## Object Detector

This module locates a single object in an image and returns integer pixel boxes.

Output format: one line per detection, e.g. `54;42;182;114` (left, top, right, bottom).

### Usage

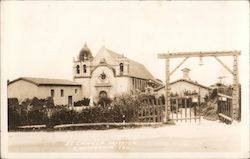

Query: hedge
8;93;159;130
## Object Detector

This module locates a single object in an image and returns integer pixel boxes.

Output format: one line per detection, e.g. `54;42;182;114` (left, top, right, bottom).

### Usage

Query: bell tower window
76;65;80;74
83;65;87;73
119;63;124;75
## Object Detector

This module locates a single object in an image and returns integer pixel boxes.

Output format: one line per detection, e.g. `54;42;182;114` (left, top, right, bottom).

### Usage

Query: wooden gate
135;95;201;123
217;93;233;123
137;98;164;122
169;95;201;122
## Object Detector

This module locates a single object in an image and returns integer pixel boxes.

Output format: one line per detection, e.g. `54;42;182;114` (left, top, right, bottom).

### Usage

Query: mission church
8;43;212;106
8;43;164;106
73;43;163;102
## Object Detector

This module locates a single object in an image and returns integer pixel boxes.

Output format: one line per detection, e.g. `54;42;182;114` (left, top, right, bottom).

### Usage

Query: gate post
165;58;170;122
232;54;239;120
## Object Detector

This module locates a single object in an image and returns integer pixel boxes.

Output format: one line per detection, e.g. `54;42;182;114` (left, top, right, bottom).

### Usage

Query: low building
155;68;211;101
7;77;82;106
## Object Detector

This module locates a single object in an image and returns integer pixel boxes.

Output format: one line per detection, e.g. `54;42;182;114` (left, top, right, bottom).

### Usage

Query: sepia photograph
1;1;249;158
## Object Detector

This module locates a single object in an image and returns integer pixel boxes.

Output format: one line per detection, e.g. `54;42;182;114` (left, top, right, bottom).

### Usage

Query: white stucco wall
8;80;39;100
73;60;91;78
92;47;116;66
74;65;131;101
115;76;130;95
7;79;82;106
156;81;210;98
74;77;91;98
90;66;116;99
37;85;82;106
170;81;210;97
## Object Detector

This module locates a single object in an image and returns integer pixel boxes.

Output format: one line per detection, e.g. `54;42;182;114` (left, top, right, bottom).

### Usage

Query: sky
1;1;249;86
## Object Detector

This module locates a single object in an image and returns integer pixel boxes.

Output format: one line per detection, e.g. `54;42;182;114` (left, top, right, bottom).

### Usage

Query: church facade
73;44;163;103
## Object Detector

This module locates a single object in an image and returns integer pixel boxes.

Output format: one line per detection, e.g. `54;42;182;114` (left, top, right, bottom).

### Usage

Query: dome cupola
79;43;93;61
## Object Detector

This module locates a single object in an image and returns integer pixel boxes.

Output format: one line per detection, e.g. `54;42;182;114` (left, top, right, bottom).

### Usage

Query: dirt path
8;119;241;153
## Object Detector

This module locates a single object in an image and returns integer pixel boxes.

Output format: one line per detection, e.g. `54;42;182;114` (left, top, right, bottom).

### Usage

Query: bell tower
73;43;93;78
116;54;129;76
73;43;93;97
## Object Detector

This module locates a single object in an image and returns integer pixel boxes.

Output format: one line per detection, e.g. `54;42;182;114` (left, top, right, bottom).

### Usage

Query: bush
30;97;55;110
8;93;161;130
8;98;19;109
48;106;124;126
26;110;49;125
48;109;78;127
98;96;112;107
74;98;90;107
112;93;157;122
8;98;28;130
8;108;26;130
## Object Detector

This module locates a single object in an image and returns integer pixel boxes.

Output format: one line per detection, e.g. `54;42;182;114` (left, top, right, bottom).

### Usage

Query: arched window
76;65;80;74
119;63;124;75
83;65;87;73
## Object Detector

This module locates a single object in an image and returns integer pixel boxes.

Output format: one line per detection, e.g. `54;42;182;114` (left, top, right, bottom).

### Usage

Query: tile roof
106;48;155;80
8;77;81;86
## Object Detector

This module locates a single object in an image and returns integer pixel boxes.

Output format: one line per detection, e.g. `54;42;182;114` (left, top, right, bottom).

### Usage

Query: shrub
8;98;28;130
26;110;49;125
74;98;90;107
8;98;19;109
112;93;157;122
48;109;78;127
98;96;112;107
8;108;25;130
8;93;161;130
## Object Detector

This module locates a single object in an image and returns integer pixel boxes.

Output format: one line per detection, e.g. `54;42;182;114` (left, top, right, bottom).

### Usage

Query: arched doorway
99;91;108;98
98;91;109;108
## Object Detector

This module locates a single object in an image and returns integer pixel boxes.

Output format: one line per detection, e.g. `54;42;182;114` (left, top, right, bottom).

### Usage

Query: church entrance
98;91;111;107
99;91;108;98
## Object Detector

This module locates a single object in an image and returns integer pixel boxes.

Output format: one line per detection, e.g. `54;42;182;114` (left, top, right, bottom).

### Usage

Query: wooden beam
171;117;200;121
218;93;233;99
170;57;189;76
158;50;240;59
214;56;233;75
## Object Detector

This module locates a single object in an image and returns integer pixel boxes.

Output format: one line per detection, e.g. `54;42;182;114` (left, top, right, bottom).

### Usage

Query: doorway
68;96;73;107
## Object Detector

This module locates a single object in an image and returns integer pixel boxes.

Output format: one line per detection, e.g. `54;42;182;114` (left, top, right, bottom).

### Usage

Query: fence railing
217;93;233;123
135;95;202;123
137;98;165;122
169;95;201;122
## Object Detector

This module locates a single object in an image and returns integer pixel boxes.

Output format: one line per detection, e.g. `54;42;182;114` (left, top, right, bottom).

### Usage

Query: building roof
170;79;212;90
8;77;82;86
106;48;156;80
154;79;212;91
181;67;190;72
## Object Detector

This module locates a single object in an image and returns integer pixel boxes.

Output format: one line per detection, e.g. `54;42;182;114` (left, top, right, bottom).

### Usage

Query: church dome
79;43;93;61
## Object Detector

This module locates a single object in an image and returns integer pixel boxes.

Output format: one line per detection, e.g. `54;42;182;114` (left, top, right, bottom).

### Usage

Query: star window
100;72;106;80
